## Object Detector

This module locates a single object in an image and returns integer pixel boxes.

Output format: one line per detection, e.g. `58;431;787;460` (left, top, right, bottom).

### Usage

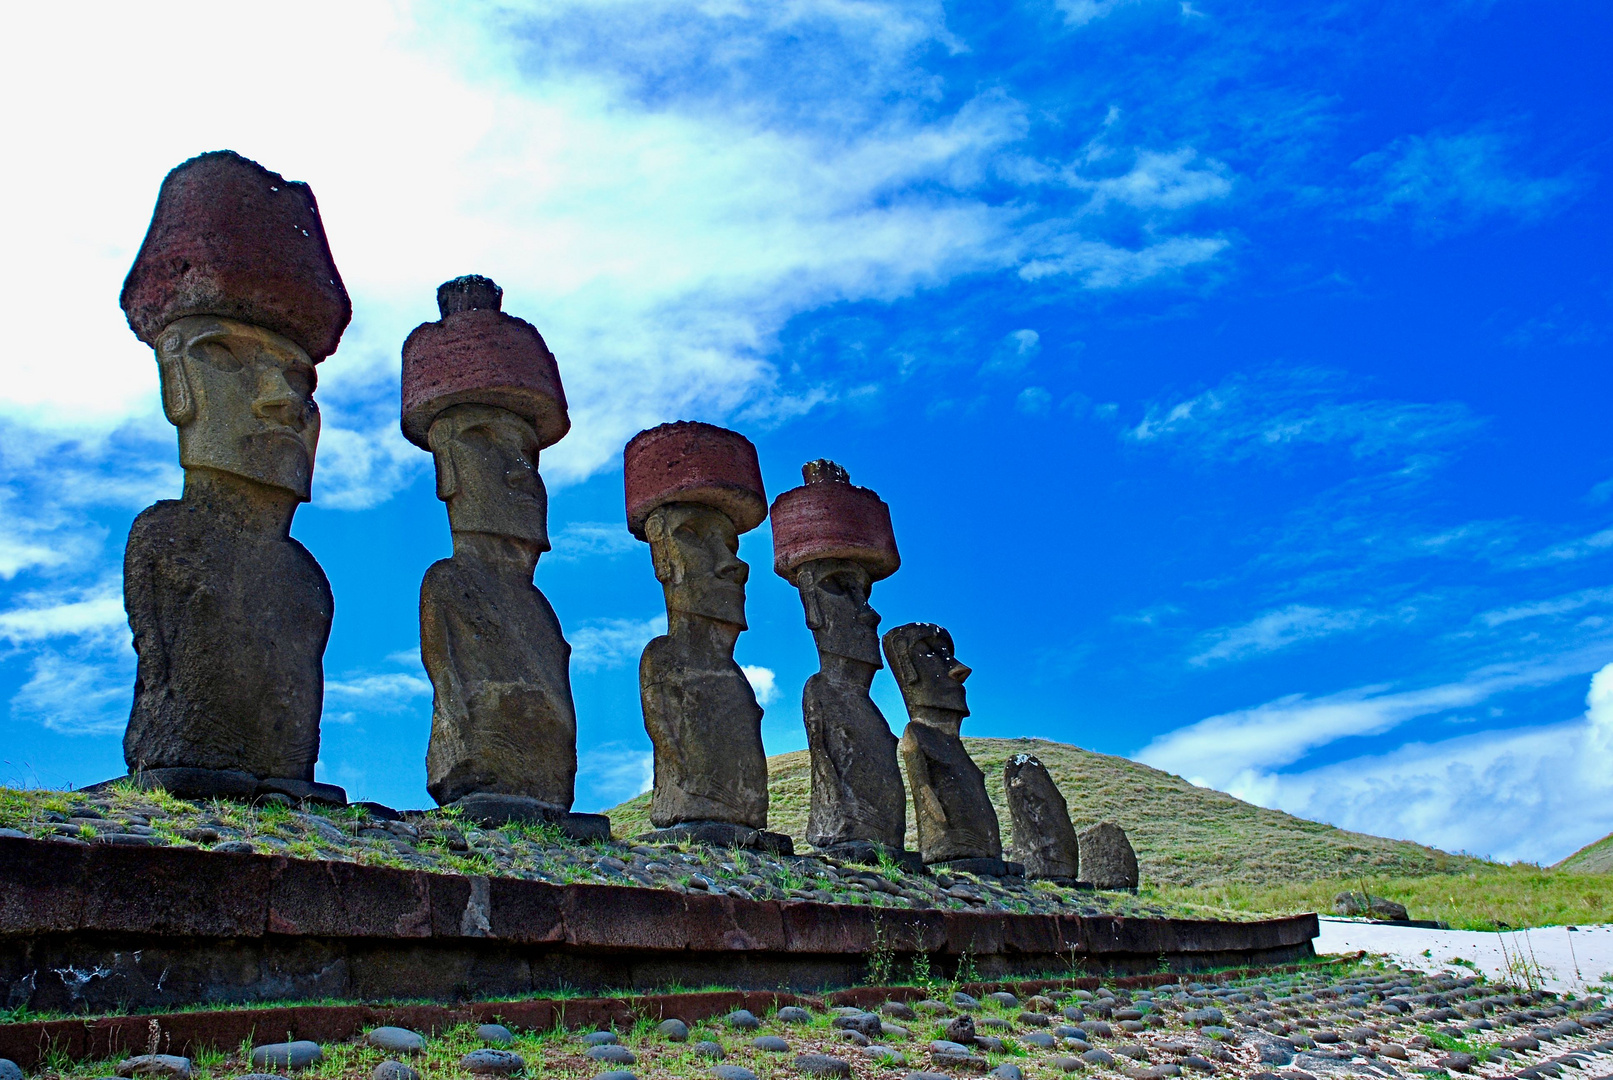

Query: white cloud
547;521;641;562
1079;148;1232;211
1137;647;1612;790
981;329;1042;376
1188;604;1392;666
1054;0;1152;28
10;650;133;737
323;672;432;706
576;740;655;809
1016;386;1053;415
742;664;779;706
1222;664;1613;864
1477;588;1613;629
569;615;667;672
1018;235;1227;287
0;589;126;647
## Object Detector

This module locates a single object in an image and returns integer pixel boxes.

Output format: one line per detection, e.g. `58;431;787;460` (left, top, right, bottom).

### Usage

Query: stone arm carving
123;507;170;723
419;566;470;738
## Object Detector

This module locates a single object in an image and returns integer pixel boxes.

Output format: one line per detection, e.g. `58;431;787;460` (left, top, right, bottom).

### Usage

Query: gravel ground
9;962;1611;1080
1317;919;1613;994
0;786;1199;919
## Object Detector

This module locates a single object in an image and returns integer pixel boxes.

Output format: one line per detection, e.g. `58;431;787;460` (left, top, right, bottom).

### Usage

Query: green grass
1149;865;1613;931
1556;831;1613;874
605;735;1483;887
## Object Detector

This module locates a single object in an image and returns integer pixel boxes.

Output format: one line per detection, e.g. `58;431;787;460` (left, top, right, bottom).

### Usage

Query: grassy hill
604;735;1478;888
1556;832;1613;873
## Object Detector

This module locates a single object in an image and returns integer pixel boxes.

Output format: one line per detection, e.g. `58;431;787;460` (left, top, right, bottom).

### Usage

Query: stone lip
769;474;899;581
400;308;569;450
121;151;351;362
0;963;1334;1071
624;422;767;539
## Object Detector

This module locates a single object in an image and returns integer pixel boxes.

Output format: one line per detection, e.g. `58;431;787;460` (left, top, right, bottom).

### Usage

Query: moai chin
116;150;351;805
771;460;913;868
401;276;608;838
883;622;1007;873
625;421;791;854
1004;752;1082;881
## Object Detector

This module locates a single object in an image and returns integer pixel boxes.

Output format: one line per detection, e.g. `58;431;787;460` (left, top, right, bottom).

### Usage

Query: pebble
727;1009;760;1029
991;1066;1024;1080
1083;1048;1116;1065
583;1032;619;1046
954;993;981;1008
459;1049;525;1075
795;1053;853;1078
777;1006;814;1023
0;1060;19;1080
753;1036;791;1052
115;1056;192;1080
591;1073;637;1080
713;1068;757;1080
477;1024;515;1046
1024;1032;1058;1048
372;1061;420;1080
883;1002;918;1020
988;992;1020;1007
585;1045;636;1065
251;1043;323;1071
865;1046;907;1065
1051;1056;1085;1072
694;1041;726;1059
366;1027;424;1055
658;1019;690;1041
834;1012;884;1038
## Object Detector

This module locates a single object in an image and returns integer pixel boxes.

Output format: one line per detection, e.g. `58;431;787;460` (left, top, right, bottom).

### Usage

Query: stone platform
0;836;1317;1015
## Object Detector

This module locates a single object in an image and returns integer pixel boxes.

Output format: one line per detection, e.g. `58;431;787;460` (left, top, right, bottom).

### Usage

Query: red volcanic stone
400;276;569;449
120;150;351;361
624;421;767;539
770;460;899;581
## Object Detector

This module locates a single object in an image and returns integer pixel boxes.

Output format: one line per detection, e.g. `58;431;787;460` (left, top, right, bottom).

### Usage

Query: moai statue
625;421;790;853
116;151;350;805
401;275;608;838
770;460;914;868
883;623;1006;874
1004;752;1082;882
1078;821;1140;890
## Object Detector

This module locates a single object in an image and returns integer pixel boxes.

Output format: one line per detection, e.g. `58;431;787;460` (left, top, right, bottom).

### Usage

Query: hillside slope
603;736;1479;887
1555;832;1613;873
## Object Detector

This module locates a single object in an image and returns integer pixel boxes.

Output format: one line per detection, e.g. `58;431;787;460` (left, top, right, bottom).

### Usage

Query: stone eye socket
283;367;315;399
194;341;243;373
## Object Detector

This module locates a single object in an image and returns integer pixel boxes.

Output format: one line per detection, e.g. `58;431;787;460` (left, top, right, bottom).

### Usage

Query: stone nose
715;546;749;585
948;661;972;684
253;370;304;428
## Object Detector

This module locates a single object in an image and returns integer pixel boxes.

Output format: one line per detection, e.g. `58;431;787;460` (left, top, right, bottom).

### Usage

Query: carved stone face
428;404;549;549
890;625;971;718
796;558;881;666
156;315;320;499
645;502;748;628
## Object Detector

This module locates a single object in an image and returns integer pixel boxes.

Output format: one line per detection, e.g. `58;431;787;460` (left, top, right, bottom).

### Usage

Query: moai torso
1004;751;1079;878
884;621;1002;864
124;490;331;779
421;551;576;807
803;673;904;849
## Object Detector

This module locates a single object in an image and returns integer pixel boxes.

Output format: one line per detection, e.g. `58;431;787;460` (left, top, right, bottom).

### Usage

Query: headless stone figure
883;622;1004;871
420;406;579;818
123;316;338;802
795;558;908;858
1003;751;1081;880
640;503;771;834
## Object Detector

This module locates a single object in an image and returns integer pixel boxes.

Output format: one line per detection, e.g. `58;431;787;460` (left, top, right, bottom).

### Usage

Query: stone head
644;502;748;628
796;557;881;667
154;314;320;500
882;621;971;721
427;403;549;550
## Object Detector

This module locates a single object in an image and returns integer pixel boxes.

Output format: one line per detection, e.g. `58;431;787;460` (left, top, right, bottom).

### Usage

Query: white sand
1315;916;1613;993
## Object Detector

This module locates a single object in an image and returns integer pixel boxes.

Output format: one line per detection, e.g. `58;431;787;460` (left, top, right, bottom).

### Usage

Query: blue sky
1;1;1609;864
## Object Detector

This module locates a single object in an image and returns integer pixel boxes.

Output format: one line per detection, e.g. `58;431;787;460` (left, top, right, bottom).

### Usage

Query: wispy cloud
10;650;133;737
576;740;654;810
324;672;432;706
1352;127;1584;235
547;521;640;562
0;587;126;647
742;664;779;706
1188;604;1403;666
569;615;667;672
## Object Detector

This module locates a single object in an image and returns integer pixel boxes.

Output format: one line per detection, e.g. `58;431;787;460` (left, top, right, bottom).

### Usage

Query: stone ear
645;509;676;584
155;331;195;427
883;631;917;688
796;566;824;630
426;420;459;501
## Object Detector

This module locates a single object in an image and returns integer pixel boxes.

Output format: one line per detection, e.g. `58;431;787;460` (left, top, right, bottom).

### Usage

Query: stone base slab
444;794;611;841
815;841;924;874
636;820;796;855
0;835;1316;1015
932;857;1024;877
88;769;348;806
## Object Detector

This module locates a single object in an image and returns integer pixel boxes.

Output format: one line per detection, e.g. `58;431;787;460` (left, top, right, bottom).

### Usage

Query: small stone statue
1078;821;1140;890
771;460;912;867
625;422;790;853
883;622;1005;873
117;151;350;804
1003;752;1081;881
401;276;607;838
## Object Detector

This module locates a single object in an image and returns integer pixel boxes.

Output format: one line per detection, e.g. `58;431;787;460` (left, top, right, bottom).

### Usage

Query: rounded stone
121;151;350;362
251;1043;323;1072
658;1019;690;1042
400;298;568;450
372;1061;420;1080
1081;1049;1115;1066
752;1036;790;1053
987;992;1020;1008
694;1042;727;1060
953;993;980;1008
591;1073;637;1080
477;1025;516;1047
459;1049;525;1075
882;1002;918;1021
991;1066;1024;1080
713;1068;757;1080
583;1032;620;1047
585;1046;636;1066
725;1009;761;1030
115;1056;191;1080
366;1028;424;1055
795;1054;853;1078
1023;1033;1057;1048
624;422;767;538
0;1060;20;1080
777;1006;814;1024
770;463;899;581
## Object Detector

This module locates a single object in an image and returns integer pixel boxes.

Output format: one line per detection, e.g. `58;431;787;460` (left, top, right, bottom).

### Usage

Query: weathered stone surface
252;1041;323;1071
365;1027;424;1055
586;1045;636;1065
460;1050;524;1075
476;1025;514;1046
886;624;1000;865
1003;754;1080;880
373;1062;420;1080
0;1060;19;1080
122;326;335;796
657;1019;689;1041
1078;822;1139;890
115;1055;191;1080
638;502;768;829
121;151;350;362
633;820;793;854
795;1054;852;1078
1331;892;1408;921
